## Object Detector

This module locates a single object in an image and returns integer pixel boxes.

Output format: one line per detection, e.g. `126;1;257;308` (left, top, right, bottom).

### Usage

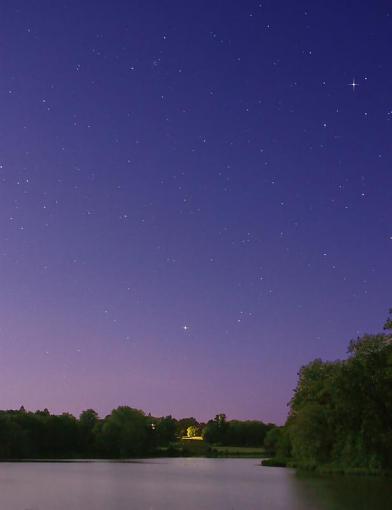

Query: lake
0;458;390;510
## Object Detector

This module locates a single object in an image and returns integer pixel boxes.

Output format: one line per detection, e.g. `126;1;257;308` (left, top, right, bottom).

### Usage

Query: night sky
0;1;391;424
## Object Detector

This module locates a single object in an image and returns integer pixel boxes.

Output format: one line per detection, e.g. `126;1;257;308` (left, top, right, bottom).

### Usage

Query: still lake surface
0;458;390;510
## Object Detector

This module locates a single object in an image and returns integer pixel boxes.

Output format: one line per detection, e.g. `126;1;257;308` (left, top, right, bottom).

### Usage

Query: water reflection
0;459;389;510
291;471;392;510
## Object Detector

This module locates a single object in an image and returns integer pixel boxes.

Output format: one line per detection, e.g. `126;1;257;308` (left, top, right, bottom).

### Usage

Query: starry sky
0;1;391;424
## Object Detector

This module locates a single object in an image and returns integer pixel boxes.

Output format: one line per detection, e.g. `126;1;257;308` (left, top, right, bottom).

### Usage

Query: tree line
203;413;272;447
5;310;388;467
264;309;392;473
0;406;272;459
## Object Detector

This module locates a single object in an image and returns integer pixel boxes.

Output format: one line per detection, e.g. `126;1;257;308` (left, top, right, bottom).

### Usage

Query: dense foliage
267;310;392;473
0;406;270;459
202;413;271;447
0;406;157;459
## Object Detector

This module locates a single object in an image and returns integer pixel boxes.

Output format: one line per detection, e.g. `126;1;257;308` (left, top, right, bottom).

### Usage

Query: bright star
348;78;358;91
183;325;189;331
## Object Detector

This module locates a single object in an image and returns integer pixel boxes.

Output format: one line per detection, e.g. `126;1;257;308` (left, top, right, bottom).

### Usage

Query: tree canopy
267;309;392;472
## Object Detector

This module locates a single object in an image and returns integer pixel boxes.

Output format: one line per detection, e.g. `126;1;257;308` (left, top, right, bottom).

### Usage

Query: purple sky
0;1;391;424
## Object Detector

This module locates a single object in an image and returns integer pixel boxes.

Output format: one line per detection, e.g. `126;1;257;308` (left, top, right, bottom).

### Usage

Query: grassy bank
157;441;267;458
211;446;267;458
261;458;288;467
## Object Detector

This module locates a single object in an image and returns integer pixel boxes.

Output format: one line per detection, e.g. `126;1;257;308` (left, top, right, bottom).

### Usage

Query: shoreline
261;458;392;477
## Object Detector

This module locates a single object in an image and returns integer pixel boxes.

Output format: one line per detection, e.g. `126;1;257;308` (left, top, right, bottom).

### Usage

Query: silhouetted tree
79;409;99;456
98;406;149;458
155;416;177;445
282;309;392;471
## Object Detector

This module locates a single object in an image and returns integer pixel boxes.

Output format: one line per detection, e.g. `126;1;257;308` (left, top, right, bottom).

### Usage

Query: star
183;325;189;331
348;78;358;91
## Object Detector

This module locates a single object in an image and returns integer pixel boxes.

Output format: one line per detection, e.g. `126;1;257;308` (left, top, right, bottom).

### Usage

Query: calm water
0;458;390;510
